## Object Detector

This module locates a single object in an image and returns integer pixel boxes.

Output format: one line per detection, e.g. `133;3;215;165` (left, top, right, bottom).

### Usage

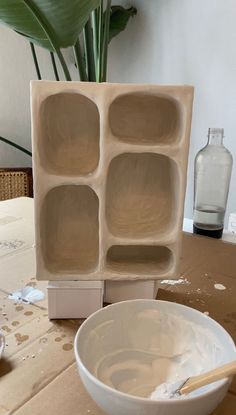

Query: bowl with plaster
74;299;236;415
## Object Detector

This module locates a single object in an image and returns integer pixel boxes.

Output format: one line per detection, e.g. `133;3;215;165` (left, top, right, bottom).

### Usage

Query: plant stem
0;136;32;157
23;0;71;81
97;1;103;82
73;39;88;81
50;52;60;80
56;48;71;81
29;42;41;80
91;9;98;69
83;18;96;81
101;0;111;82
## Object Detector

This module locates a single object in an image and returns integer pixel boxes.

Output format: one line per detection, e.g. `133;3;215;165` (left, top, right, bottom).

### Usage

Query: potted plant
0;0;137;153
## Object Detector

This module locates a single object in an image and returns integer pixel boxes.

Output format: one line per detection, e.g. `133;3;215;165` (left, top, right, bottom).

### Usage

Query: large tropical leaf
0;0;100;50
109;6;137;43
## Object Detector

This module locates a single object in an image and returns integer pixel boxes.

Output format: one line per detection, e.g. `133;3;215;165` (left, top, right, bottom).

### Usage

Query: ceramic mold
31;81;193;282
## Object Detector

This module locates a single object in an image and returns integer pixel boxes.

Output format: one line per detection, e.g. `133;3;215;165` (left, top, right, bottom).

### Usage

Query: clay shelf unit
31;81;193;281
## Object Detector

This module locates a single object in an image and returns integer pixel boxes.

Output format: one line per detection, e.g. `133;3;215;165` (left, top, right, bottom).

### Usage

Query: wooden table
0;198;236;414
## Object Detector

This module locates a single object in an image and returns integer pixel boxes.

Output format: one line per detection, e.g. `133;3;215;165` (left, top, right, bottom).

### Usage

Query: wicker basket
0;168;33;201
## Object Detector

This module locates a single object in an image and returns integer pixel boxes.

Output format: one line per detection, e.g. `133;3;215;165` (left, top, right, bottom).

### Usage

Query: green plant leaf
0;0;100;50
108;6;137;43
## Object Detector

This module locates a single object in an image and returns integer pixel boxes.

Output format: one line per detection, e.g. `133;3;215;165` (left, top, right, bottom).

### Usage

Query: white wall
0;0;236;222
0;26;78;167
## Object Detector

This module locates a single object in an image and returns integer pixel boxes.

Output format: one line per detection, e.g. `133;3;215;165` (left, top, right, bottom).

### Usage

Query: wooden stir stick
177;360;236;395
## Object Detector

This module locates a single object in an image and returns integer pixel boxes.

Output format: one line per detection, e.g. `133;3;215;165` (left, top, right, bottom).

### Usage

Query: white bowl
74;300;236;415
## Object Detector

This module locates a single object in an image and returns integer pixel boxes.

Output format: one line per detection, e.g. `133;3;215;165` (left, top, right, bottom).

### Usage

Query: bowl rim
74;299;236;404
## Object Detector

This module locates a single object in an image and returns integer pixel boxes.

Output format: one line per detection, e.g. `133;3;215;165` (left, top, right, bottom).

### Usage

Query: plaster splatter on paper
15;333;29;345
160;278;190;285
0;239;24;250
0;215;21;225
0;330;5;358
8;286;44;304
214;283;226;291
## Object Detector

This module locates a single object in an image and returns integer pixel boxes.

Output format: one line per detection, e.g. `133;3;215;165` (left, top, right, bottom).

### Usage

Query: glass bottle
193;128;233;238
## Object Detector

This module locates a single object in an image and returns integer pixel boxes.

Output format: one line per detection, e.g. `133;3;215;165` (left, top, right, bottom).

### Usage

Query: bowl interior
75;300;236;399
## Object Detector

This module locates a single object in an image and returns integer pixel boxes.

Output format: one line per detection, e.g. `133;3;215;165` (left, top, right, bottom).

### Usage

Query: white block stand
104;280;158;303
48;281;104;319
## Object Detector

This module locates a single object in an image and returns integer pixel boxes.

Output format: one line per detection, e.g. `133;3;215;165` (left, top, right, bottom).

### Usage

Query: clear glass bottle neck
207;128;224;146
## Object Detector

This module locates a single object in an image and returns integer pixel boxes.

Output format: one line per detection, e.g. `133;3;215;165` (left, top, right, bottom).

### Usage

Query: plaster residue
15;333;29;345
160;277;190;285
1;326;11;333
150;380;185;399
15;306;24;311
8;286;44;304
0;239;24;251
0;215;21;225
63;343;73;351
0;330;5;358
24;311;33;316
214;283;226;291
92;309;223;400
